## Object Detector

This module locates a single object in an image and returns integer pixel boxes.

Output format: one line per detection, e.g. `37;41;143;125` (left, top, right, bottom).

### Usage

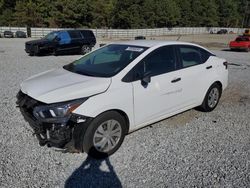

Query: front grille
16;90;73;148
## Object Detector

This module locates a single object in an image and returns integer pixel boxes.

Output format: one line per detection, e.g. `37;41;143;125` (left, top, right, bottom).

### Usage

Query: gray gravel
0;38;249;188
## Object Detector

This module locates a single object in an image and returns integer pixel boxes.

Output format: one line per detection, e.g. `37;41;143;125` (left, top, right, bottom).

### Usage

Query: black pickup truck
25;30;96;56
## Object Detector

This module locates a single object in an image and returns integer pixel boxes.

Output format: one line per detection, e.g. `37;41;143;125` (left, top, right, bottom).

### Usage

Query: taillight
223;61;228;69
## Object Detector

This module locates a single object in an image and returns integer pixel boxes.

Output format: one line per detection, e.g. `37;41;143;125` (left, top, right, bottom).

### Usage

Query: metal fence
0;26;246;38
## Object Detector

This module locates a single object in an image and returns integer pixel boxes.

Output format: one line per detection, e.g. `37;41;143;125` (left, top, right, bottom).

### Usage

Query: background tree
91;0;115;28
177;0;192;26
216;0;241;27
0;0;248;28
154;0;180;27
14;0;44;27
0;0;16;26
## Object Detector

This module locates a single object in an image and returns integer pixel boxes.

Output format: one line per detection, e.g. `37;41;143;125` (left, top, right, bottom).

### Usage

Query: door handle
171;78;181;83
206;65;212;69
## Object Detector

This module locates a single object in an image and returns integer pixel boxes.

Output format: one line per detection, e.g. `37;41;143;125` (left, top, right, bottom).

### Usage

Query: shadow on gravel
65;156;122;188
221;49;231;52
221;49;249;52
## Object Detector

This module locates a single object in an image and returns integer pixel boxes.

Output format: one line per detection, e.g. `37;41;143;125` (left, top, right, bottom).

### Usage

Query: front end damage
16;90;91;150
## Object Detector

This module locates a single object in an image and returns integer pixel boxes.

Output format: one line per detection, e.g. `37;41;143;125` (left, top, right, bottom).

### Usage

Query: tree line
0;0;249;29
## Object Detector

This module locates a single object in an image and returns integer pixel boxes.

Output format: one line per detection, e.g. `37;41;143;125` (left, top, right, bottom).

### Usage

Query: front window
44;31;58;41
63;44;148;77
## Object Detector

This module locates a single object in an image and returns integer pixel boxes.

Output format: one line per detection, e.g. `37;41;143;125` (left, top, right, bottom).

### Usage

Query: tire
80;111;127;159
199;83;222;112
81;45;91;55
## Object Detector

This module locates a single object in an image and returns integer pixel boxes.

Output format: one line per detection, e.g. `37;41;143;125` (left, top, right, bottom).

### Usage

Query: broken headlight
33;98;88;123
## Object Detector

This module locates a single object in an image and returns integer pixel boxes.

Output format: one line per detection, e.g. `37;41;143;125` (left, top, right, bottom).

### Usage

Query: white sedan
17;40;228;158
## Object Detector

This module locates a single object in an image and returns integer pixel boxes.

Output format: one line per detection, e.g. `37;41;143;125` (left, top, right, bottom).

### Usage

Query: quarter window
179;46;202;68
68;31;82;39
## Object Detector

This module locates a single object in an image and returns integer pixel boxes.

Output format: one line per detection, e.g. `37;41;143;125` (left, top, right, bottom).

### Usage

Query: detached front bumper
16;91;91;149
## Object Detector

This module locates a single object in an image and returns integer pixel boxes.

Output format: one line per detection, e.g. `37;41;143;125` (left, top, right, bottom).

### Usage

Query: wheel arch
200;80;223;105
213;81;223;93
95;109;130;134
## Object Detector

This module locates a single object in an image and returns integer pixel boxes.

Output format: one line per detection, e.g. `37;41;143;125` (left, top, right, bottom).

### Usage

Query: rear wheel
81;45;91;55
199;83;221;112
81;111;127;158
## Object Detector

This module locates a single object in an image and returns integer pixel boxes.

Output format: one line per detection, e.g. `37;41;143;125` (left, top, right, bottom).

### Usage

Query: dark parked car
25;30;96;56
4;30;14;38
135;36;146;40
16;31;27;38
217;29;228;34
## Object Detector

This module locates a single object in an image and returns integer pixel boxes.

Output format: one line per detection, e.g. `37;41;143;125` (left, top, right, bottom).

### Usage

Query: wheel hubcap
82;46;90;54
93;120;122;152
208;88;219;108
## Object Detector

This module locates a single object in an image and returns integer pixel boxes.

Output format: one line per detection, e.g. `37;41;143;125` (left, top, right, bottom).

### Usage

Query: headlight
33;98;87;123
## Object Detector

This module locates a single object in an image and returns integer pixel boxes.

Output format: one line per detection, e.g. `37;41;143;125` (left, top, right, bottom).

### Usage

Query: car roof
56;29;92;32
112;40;204;48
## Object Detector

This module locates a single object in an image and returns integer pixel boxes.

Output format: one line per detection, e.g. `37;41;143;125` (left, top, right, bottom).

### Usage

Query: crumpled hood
21;68;111;103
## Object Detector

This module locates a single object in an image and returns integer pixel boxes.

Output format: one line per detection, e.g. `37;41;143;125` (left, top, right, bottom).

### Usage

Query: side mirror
141;71;151;86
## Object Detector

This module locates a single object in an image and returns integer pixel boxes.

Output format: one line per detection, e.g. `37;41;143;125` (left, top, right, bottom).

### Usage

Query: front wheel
81;111;127;159
199;83;222;112
81;45;91;55
34;45;40;56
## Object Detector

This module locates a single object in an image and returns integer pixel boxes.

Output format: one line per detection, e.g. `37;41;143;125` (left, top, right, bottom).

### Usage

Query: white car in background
17;40;228;158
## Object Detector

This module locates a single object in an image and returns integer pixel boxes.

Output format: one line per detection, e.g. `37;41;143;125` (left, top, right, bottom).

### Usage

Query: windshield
63;44;148;77
44;31;58;41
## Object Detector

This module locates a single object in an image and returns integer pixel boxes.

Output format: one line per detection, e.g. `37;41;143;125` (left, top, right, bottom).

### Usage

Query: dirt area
99;34;238;50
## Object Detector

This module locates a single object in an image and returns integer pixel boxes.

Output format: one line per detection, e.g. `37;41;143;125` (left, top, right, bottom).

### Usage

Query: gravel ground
0;38;249;188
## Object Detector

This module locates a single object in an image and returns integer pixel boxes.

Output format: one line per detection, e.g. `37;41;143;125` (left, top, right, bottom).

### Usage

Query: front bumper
16;91;91;149
25;43;32;53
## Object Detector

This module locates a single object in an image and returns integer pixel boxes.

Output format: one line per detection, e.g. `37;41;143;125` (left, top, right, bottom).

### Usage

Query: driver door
130;46;184;126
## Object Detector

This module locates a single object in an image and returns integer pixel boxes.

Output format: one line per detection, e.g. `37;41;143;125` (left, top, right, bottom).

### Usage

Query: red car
229;36;250;52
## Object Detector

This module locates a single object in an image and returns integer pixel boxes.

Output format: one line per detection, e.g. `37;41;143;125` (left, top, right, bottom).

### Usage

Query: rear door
67;30;83;52
175;45;215;106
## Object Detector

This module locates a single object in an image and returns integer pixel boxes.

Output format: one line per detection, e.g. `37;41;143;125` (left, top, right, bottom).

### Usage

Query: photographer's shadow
65;155;122;188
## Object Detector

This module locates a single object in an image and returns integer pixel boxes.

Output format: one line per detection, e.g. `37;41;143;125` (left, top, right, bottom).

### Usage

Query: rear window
178;45;214;68
179;47;202;67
